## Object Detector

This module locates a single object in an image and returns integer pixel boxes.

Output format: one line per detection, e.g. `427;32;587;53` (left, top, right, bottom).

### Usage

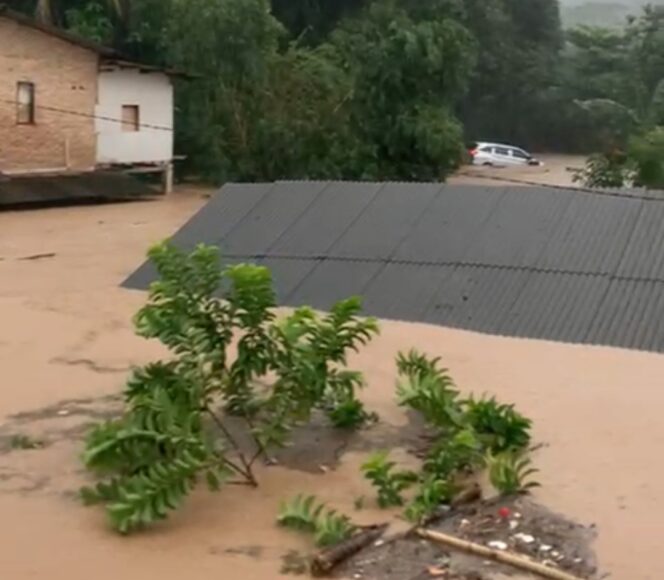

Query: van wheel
483;162;492;167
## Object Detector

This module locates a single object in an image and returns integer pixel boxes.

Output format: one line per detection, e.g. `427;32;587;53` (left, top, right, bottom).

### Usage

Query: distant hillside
560;1;662;28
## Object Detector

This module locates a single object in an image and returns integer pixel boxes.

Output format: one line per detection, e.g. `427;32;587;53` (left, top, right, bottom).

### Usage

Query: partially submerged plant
361;451;418;508
364;349;538;518
277;494;355;547
396;350;464;432
463;396;532;454
572;151;634;189
314;510;356;547
277;494;325;533
9;434;44;450
487;452;541;496
81;242;378;533
404;475;456;524
423;428;484;479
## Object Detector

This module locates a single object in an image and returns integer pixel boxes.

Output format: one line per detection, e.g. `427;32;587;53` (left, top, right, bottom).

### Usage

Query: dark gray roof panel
171;183;273;250
124;180;664;353
535;193;643;273
361;262;455;321
614;201;664;279
287;260;384;310
424;267;531;331
124;261;158;292
221;181;328;256
393;186;507;263
270;182;383;257
586;279;664;351
258;258;317;302
331;183;443;260
463;187;574;268
500;272;610;342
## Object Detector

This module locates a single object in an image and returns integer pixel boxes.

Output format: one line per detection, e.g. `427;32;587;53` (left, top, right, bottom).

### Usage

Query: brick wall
0;17;98;173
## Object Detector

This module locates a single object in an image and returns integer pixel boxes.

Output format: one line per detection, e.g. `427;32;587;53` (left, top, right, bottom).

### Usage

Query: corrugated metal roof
0;171;156;206
124;181;664;352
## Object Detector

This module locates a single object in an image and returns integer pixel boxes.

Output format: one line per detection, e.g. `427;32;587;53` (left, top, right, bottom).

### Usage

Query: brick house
0;6;179;200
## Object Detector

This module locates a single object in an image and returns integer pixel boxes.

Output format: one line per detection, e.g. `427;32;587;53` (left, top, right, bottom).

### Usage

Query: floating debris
498;507;511;519
426;565;447;577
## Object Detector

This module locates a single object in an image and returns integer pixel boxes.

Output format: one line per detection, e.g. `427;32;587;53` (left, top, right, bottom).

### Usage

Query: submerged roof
125;181;664;353
0;171;157;206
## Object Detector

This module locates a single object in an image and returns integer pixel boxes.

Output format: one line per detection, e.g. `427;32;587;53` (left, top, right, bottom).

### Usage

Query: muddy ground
334;496;597;580
0;175;662;579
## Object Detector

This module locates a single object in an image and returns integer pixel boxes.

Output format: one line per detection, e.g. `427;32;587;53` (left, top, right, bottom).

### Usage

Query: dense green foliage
574;127;664;188
464;396;533;453
81;243;378;533
10;0;662;183
364;350;536;523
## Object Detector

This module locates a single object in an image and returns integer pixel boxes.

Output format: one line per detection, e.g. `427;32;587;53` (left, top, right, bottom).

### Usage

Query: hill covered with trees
5;0;663;185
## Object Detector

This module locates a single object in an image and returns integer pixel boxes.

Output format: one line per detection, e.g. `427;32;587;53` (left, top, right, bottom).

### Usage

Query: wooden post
415;529;586;580
162;162;174;195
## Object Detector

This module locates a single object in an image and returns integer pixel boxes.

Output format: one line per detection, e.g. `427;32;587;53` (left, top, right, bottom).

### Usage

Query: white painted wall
95;68;173;165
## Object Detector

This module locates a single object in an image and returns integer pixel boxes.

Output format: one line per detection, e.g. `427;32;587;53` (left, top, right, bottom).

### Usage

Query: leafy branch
81;242;378;533
364;349;537;523
277;495;355;547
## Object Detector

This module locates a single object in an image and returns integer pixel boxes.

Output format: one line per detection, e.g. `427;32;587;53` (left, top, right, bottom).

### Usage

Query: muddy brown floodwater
0;184;662;580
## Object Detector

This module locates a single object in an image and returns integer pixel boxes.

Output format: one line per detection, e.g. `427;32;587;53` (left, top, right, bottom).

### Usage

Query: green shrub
423;428;484;479
629;128;664;189
396;350;464;432
404;475;457;524
487;452;541;496
277;495;355;547
463;397;532;454
573;152;634;188
363;350;541;520
361;451;418;508
81;242;378;534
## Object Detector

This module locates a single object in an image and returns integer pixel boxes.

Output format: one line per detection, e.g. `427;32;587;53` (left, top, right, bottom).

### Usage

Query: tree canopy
5;0;663;184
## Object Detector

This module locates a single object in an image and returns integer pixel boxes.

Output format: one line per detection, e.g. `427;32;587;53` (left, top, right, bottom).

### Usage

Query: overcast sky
560;0;660;5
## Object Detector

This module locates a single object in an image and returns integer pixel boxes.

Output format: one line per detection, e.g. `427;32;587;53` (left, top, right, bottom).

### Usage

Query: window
510;149;530;160
495;147;510;156
122;105;140;132
17;82;35;124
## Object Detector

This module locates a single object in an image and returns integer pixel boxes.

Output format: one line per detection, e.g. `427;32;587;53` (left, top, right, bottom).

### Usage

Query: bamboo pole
416;528;586;580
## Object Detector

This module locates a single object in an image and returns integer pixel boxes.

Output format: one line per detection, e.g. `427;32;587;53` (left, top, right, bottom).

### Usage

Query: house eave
0;5;194;79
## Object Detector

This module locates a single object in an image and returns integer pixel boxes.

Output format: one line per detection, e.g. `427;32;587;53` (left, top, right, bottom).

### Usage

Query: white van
469;142;541;167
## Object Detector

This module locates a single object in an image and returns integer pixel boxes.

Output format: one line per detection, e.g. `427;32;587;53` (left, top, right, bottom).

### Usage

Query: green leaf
464;396;532;454
277;494;323;532
277;494;355;547
404;475;456;524
396;350;463;431
487;451;540;496
361;451;417;508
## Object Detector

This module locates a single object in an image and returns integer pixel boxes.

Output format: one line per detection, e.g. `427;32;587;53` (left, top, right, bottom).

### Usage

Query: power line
0;97;174;132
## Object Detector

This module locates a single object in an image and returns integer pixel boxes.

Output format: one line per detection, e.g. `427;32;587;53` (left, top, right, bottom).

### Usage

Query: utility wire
0;97;174;132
